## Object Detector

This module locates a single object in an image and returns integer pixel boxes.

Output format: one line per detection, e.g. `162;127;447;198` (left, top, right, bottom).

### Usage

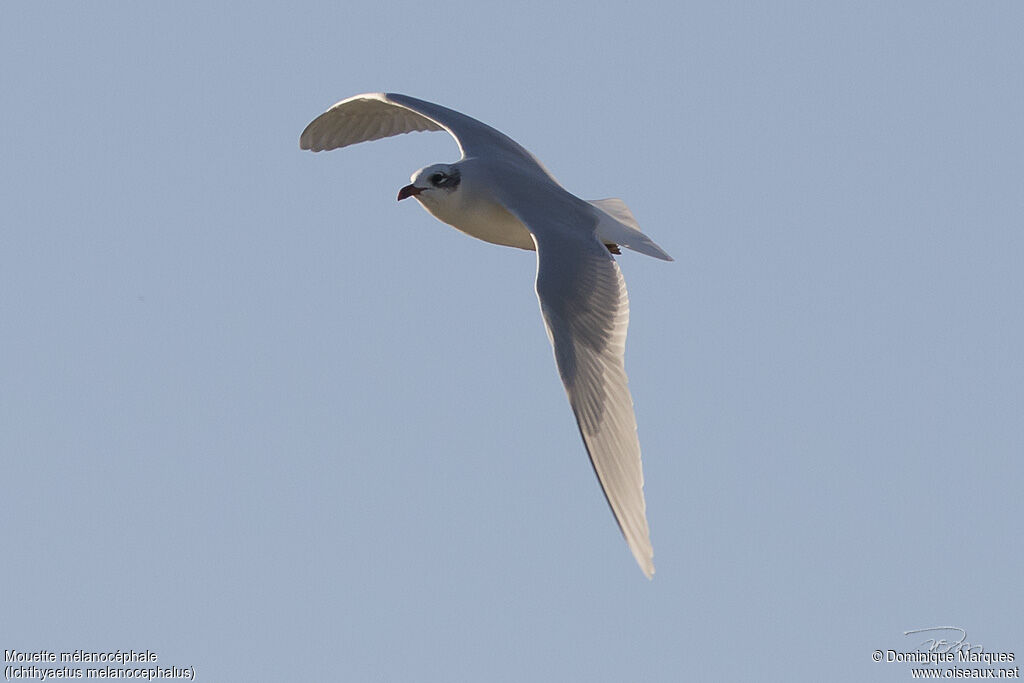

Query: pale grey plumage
300;93;669;577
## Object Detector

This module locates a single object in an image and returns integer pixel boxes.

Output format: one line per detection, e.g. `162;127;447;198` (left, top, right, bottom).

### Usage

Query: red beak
397;184;423;201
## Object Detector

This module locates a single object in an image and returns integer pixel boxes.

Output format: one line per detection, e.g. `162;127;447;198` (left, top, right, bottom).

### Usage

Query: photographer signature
905;626;983;655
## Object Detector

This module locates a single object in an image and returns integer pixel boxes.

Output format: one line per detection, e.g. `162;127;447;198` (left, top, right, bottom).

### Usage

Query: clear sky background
3;3;1021;682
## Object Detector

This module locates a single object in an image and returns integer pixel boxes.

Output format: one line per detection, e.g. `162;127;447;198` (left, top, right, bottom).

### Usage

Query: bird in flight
300;93;671;577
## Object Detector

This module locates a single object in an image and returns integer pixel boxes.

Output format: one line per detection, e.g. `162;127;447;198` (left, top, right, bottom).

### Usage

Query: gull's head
397;163;462;205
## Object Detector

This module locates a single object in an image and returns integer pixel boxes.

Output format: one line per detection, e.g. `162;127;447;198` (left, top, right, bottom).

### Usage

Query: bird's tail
588;198;673;261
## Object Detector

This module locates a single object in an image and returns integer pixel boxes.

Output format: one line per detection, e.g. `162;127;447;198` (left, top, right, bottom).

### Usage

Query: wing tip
299;118;325;152
623;529;655;578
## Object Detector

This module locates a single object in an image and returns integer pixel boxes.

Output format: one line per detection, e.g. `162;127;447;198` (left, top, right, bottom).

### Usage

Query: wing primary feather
300;93;556;179
530;227;655;578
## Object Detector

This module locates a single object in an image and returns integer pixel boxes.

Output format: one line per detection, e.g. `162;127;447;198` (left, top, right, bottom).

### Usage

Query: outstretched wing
495;180;655;577
299;93;551;176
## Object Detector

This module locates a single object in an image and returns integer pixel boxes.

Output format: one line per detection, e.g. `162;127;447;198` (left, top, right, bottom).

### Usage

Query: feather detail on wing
299;93;553;177
532;229;654;577
300;94;444;152
484;186;654;577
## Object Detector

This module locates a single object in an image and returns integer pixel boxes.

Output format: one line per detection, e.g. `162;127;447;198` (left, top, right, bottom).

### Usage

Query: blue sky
3;2;1022;681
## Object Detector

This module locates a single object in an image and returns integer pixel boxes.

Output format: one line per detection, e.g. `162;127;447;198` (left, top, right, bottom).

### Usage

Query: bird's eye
430;172;446;184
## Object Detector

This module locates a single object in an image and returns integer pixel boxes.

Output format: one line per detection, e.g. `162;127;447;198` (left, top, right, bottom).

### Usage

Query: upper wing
299;93;551;175
495;182;655;578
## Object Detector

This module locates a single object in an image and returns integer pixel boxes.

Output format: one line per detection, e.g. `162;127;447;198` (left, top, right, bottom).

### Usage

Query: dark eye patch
432;169;461;189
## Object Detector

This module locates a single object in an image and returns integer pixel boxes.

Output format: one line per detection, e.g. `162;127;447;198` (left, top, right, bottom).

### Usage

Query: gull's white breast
416;165;538;251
